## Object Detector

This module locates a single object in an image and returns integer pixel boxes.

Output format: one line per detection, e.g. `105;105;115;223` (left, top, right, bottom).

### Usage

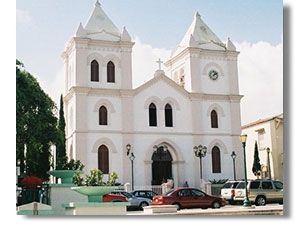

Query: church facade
62;1;244;188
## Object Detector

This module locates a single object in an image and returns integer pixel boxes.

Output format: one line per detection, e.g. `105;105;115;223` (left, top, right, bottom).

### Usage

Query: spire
75;22;86;37
95;0;100;7
172;12;225;55
84;1;120;37
121;26;131;41
188;34;197;47
226;37;236;51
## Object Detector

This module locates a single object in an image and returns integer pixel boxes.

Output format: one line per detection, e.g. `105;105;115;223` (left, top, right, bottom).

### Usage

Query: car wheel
172;202;181;211
255;196;266;206
212;201;221;209
139;202;149;209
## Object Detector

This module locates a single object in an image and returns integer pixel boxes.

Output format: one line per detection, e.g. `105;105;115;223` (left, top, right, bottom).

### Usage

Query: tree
252;141;261;178
56;94;67;168
16;59;57;181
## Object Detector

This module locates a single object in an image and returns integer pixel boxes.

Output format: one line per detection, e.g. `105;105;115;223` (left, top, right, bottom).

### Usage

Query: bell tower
62;0;135;165
62;0;134;93
165;12;239;96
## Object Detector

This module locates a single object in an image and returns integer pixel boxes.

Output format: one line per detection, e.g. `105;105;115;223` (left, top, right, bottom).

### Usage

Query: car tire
139;202;149;209
229;200;236;205
212;201;221;209
255;196;266;206
172;202;181;211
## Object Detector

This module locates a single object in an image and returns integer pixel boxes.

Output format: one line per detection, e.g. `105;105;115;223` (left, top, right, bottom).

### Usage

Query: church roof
171;12;226;56
134;70;189;97
76;1;121;41
242;114;283;129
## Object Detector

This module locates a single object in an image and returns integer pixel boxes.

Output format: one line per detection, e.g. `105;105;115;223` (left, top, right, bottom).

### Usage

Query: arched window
98;145;109;174
91;60;99;82
211;110;218;128
212;146;221;173
99;106;108;125
149;103;157;127
107;61;115;83
165;104;173;127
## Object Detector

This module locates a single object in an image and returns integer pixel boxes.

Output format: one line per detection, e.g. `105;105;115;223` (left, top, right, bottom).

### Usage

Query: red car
152;187;226;210
103;193;127;202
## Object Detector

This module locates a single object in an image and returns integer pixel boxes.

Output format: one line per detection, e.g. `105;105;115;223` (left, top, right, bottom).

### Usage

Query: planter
48;170;83;185
71;186;117;202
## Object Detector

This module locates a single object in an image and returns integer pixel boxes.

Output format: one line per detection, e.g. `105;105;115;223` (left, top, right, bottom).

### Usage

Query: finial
156;58;163;70
95;0;101;7
195;11;201;18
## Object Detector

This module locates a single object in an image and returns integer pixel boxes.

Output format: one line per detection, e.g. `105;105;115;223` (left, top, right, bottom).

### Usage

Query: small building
242;114;283;181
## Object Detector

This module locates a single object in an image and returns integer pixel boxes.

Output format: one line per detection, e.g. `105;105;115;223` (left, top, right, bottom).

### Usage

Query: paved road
127;203;283;215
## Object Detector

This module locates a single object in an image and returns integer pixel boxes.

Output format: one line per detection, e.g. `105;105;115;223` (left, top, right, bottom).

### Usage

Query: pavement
127;204;283;216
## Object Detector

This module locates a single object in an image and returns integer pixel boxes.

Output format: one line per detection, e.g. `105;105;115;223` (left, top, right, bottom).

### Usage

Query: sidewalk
127;204;283;216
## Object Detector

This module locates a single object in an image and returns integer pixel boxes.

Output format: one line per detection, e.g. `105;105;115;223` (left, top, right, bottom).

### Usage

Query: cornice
165;47;239;67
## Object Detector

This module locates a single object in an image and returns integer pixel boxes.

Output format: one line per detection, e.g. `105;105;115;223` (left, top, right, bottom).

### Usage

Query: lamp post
126;144;135;191
266;147;272;179
193;145;207;184
240;134;251;207
231;151;237;181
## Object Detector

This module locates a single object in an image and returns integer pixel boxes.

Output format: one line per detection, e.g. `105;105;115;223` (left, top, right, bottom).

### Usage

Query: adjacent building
242;114;283;181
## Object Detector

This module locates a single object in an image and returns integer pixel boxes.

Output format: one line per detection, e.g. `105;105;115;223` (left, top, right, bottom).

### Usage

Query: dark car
131;190;158;200
152;187;226;210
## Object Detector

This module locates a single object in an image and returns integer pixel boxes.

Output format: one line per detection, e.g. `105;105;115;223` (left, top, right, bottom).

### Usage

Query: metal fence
16;184;50;206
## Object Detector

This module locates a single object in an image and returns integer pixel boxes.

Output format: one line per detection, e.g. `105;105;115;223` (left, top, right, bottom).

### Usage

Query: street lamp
126;144;135;191
240;134;251;207
193;145;207;183
266;147;272;179
231;151;237;181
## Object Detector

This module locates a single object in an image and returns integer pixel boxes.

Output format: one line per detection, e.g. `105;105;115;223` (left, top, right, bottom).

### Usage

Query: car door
261;181;276;202
272;181;283;202
177;189;192;208
190;189;209;207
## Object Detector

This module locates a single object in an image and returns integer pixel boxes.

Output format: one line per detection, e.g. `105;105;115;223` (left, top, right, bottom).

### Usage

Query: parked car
152;187;226;210
103;193;127;202
111;190;152;210
221;180;241;204
131;190;158;200
234;180;283;206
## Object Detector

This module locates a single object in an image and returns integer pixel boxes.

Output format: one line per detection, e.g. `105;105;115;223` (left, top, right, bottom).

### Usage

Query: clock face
209;70;219;80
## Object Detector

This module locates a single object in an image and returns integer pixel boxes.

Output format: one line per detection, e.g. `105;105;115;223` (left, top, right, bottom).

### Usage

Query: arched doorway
151;146;173;185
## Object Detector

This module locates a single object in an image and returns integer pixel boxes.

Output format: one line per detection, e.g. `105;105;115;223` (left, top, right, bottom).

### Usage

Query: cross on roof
156;58;163;70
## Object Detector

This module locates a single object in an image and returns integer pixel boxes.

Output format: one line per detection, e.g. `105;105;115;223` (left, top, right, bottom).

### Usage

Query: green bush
72;169;119;187
56;156;85;171
208;179;229;184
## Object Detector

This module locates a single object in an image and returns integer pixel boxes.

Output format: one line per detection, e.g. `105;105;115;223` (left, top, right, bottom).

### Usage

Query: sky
16;0;283;125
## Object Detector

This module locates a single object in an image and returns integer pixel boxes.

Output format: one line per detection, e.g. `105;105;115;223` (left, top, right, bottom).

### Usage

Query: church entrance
151;146;173;185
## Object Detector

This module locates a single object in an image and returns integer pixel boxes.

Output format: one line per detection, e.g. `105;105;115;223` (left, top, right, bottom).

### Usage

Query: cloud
34;67;64;108
132;36;171;88
16;9;32;25
236;38;283;125
36;36;282;125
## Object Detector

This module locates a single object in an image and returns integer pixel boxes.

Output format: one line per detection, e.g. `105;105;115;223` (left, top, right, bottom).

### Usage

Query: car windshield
123;192;134;198
165;189;175;196
236;182;248;188
223;182;233;188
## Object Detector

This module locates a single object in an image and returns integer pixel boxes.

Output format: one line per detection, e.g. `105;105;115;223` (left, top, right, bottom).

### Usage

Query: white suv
221;181;241;204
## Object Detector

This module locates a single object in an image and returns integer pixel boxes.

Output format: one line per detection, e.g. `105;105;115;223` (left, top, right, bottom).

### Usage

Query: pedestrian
183;181;189;187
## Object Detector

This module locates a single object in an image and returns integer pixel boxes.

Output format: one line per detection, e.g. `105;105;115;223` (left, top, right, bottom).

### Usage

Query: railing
120;184;163;195
16;184;50;206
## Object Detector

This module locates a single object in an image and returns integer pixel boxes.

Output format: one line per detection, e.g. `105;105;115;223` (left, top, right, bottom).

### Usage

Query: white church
62;1;244;188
